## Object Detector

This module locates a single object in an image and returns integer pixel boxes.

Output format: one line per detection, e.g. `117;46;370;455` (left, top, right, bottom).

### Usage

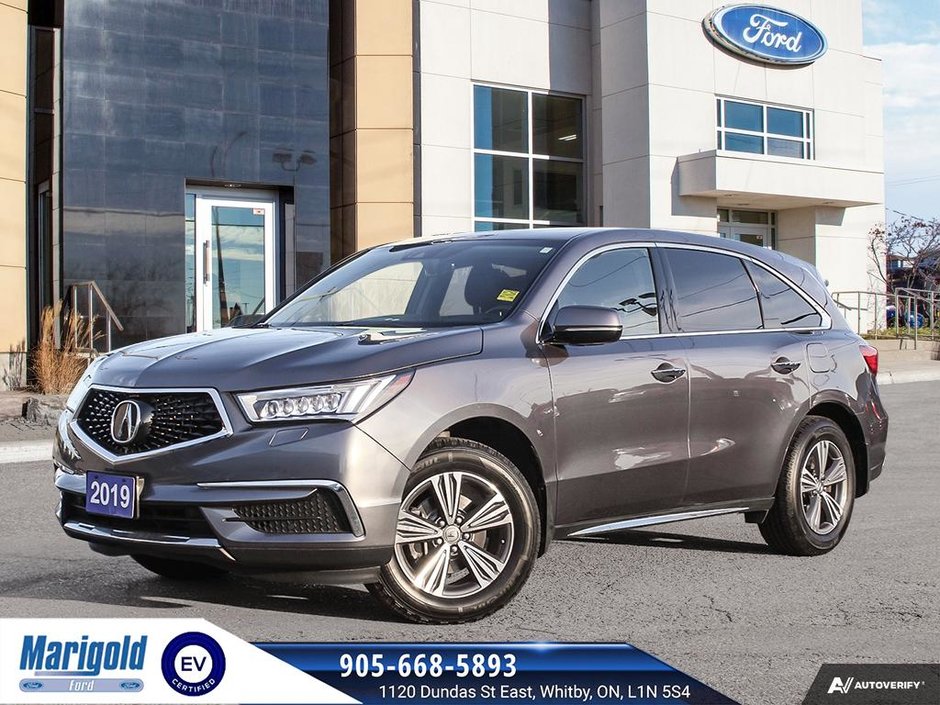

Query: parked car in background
54;228;889;623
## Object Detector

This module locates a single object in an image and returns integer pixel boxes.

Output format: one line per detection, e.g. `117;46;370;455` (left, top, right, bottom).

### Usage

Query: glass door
718;209;775;249
192;195;275;332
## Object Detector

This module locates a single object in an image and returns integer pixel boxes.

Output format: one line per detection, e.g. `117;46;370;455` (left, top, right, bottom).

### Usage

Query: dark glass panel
473;85;528;153
474;153;529;220
767;137;804;158
474;221;525;231
60;0;330;345
664;249;762;332
533;160;582;223
723;101;763;131
768;107;804;137
556;249;660;336
533;94;582;158
724;132;764;154
745;262;823;329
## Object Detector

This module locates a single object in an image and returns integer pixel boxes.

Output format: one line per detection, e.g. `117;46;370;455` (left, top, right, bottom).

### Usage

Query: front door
544;247;690;527
190;195;276;332
718;209;775;249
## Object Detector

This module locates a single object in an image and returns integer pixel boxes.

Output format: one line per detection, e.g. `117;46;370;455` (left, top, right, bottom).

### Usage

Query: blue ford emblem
704;4;827;65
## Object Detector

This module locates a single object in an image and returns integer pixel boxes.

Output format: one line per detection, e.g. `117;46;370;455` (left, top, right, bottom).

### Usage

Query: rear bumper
54;406;411;578
858;385;889;495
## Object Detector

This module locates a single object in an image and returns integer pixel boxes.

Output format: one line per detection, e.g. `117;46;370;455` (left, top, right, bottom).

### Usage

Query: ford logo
704;4;827;65
120;681;143;691
20;681;44;690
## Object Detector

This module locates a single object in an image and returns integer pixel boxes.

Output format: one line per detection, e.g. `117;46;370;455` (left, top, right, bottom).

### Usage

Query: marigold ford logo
18;633;147;693
704;4;827;65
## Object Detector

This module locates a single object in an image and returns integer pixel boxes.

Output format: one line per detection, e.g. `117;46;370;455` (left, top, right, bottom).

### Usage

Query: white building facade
414;0;884;318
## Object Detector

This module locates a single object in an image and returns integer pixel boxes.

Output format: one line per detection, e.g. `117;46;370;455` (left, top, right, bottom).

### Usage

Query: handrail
832;288;940;348
68;281;125;353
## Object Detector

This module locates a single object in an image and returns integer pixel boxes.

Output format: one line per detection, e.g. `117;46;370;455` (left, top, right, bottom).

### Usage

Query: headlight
64;355;109;412
236;371;413;423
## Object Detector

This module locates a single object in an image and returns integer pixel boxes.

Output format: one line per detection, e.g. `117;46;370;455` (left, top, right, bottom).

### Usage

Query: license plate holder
85;472;140;519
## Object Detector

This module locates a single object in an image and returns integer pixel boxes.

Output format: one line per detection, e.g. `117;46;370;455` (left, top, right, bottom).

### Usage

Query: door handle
202;240;210;284
771;357;802;374
651;363;686;383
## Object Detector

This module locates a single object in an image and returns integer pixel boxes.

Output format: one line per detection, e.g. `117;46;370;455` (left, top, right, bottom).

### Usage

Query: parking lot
0;381;936;705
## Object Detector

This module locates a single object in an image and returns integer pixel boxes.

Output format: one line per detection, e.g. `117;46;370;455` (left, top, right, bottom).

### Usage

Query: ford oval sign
704;4;827;65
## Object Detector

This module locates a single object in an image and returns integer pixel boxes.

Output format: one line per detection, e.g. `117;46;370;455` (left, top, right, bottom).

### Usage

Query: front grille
75;388;225;456
61;492;216;539
231;492;351;534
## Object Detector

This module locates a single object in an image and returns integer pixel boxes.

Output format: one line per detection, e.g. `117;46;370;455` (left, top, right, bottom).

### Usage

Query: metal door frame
193;193;276;332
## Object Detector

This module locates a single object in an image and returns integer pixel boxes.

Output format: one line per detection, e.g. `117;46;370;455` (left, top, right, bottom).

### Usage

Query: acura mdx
55;228;889;623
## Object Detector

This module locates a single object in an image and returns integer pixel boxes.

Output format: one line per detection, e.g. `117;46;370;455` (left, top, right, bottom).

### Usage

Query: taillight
860;344;878;376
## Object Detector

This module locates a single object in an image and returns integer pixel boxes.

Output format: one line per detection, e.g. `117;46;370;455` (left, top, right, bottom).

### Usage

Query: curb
0;440;53;465
878;368;940;385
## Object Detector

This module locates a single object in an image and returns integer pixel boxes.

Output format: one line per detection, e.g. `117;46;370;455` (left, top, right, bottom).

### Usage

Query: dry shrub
32;303;92;395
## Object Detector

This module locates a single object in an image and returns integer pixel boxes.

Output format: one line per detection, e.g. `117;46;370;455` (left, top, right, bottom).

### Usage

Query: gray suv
55;228;888;623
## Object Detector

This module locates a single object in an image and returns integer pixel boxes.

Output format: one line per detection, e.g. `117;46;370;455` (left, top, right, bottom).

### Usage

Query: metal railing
67;281;125;353
832;288;940;348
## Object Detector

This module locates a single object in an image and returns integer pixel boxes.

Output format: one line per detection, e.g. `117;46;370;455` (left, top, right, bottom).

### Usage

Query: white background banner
0;618;358;704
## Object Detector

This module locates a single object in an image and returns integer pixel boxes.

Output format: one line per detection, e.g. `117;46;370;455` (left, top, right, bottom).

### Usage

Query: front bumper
54;403;411;579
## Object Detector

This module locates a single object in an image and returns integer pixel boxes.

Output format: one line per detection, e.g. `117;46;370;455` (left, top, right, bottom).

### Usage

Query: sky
862;0;940;221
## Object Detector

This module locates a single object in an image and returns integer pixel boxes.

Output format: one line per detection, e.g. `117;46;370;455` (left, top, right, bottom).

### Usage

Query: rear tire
132;555;227;581
368;437;540;624
759;416;855;556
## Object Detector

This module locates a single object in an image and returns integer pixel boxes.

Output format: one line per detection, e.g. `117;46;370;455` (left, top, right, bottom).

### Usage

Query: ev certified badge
161;632;226;696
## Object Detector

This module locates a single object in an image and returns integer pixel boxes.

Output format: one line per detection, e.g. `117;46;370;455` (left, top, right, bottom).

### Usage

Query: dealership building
2;0;883;385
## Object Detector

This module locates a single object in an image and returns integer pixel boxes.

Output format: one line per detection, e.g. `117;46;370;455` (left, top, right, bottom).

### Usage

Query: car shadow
0;565;410;623
564;528;774;555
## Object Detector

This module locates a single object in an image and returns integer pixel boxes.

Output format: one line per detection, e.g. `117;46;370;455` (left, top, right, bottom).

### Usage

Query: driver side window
556;248;660;336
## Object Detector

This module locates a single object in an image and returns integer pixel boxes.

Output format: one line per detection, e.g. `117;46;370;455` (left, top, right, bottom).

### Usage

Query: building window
473;85;584;230
718;209;776;249
717;98;813;160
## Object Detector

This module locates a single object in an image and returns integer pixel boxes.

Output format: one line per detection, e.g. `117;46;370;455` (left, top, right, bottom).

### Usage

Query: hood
93;325;483;392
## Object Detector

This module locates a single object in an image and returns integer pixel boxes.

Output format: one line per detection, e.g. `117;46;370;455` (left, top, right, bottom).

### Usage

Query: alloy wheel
799;439;849;535
394;470;515;599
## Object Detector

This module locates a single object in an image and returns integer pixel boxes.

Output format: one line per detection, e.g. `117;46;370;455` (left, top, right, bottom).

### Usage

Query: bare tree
869;215;940;291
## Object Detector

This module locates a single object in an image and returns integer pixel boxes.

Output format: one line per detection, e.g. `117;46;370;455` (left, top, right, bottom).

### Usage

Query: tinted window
745;262;823;329
265;240;558;328
664;249;761;332
555;248;660;336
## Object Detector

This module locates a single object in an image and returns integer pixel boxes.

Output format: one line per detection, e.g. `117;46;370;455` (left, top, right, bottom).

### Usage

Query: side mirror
547;306;623;345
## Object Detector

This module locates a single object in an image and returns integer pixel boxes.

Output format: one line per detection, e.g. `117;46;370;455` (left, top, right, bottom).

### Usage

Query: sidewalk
0;354;938;465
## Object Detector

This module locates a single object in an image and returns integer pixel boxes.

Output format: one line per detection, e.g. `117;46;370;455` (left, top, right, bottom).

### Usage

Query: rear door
544;246;691;526
660;247;820;505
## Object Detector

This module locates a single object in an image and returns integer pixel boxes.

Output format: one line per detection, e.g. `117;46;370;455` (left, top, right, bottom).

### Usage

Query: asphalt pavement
0;382;936;705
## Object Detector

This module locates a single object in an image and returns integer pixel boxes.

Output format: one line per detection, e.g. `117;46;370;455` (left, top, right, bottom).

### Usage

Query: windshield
264;238;561;328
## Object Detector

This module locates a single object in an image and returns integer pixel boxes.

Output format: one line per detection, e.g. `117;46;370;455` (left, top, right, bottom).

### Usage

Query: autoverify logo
828;675;927;695
19;634;146;693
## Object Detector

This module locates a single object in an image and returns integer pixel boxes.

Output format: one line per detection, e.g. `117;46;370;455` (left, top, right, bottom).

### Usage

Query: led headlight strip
236;371;413;423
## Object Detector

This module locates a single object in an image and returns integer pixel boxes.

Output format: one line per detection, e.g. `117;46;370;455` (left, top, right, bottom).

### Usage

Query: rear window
745;262;823;329
664;249;762;332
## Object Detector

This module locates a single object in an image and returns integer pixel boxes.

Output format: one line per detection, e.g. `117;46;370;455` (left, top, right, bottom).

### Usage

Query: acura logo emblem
110;400;153;446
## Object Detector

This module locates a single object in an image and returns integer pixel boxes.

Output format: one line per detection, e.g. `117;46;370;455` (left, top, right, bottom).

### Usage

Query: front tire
132;555;227;581
759;416;856;556
369;437;540;624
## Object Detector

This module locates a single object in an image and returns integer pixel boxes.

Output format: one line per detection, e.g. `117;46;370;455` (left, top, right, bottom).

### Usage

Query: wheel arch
436;416;553;555
804;401;870;497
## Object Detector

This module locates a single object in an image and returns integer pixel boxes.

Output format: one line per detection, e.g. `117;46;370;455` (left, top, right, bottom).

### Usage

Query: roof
391;227;832;306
